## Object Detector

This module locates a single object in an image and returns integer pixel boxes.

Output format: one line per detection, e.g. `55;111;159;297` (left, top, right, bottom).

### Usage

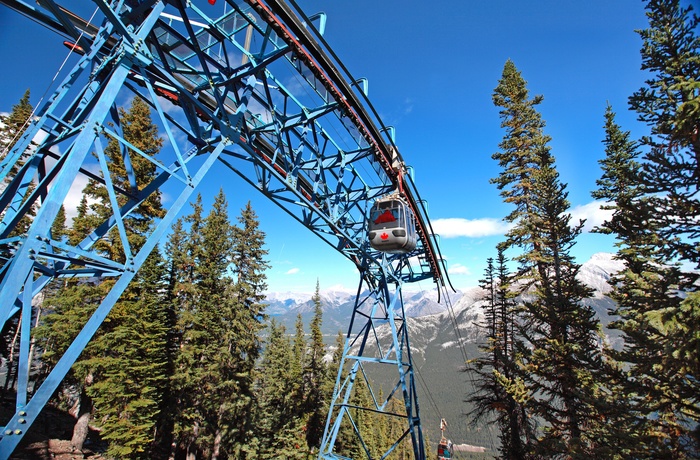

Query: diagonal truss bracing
0;0;449;458
320;256;426;460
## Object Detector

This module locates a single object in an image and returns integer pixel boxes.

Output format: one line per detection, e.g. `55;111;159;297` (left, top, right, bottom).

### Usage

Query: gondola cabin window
368;197;417;253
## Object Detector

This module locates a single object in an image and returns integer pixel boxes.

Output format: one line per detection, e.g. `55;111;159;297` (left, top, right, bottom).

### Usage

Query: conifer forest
0;0;698;459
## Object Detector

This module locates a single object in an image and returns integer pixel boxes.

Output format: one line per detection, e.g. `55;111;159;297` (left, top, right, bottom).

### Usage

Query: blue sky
0;0;653;294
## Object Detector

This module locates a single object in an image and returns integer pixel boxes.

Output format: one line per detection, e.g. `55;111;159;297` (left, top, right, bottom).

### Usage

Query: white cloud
447;263;471;276
432;217;512;238
404;97;414;114
285;267;300;275
432;202;613;239
569;201;613;232
63;173;91;222
50;162;102;223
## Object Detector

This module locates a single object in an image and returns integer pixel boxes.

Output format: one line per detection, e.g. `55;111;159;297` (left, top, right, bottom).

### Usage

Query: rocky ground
3;403;105;460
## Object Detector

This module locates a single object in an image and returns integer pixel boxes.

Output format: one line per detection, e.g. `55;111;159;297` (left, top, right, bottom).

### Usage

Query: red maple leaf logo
380;232;389;240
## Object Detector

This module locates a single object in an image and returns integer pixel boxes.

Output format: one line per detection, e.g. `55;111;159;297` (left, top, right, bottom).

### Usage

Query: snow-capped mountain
578;252;624;297
262;252;623;448
578;252;624;346
263;252;623;337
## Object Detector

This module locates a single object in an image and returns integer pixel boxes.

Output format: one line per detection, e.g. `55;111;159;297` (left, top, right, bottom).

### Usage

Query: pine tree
256;320;307;459
51;205;67;241
305;280;328;450
491;59;610;457
169;197;205;460
338;374;371;459
0;91;36;300
591;1;700;454
292;313;307;411
0;91;38;237
170;193;270;459
0;90;35;355
0;89;33;167
629;5;700;452
172;190;236;459
36;278;105;451
469;250;530;459
525;148;610;457
224;200;269;458
86;249;169;459
385;397;412;459
81;96;165;260
323;331;357;457
82;96;167;457
322;330;344;420
156;217;189;456
491;59;549;258
589;106;650;456
594;105;700;455
630;1;700;233
38;96;168;455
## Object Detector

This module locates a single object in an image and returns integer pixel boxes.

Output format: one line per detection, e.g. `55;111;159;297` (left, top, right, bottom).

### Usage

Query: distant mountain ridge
263;252;623;336
262;253;624;449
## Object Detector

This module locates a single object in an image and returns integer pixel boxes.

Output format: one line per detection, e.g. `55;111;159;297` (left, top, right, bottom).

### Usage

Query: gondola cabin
368;196;417;253
437;418;453;459
437;438;453;459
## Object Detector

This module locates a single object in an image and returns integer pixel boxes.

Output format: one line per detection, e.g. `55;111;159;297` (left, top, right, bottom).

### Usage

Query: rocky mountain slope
262;252;624;450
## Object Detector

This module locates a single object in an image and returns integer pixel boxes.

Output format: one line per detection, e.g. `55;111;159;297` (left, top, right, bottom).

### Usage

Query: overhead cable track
244;0;448;289
1;0;449;289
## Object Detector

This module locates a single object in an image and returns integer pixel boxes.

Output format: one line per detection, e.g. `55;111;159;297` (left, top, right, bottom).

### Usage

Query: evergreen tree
36;280;103;451
305;280;328;450
38;96;168;455
168;197;204;459
0;90;36;359
469;250;530;459
588;107;652;455
172;191;236;459
37;190;104;451
384;397;412;460
491;59;548;259
594;105;700;455
339;373;372;459
51;205;67;241
225;200;269;458
324;331;357;457
630;1;700;252
81;96;167;458
256;320;307;459
629;5;700;453
292;313;307;412
0;92;38;238
491;59;610;457
321;330;344;423
157;217;189;456
0;90;36;292
591;1;700;454
86;249;169;459
0;89;33;168
81;96;164;260
170;193;270;459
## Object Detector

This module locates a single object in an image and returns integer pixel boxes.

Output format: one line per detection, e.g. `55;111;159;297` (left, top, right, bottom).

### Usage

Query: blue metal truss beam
0;140;229;457
319;257;425;459
0;0;449;457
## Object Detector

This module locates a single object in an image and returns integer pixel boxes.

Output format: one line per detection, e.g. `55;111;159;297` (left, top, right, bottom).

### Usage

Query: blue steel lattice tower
0;0;449;458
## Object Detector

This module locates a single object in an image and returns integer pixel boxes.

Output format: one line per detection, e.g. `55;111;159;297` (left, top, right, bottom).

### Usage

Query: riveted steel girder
0;0;448;458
